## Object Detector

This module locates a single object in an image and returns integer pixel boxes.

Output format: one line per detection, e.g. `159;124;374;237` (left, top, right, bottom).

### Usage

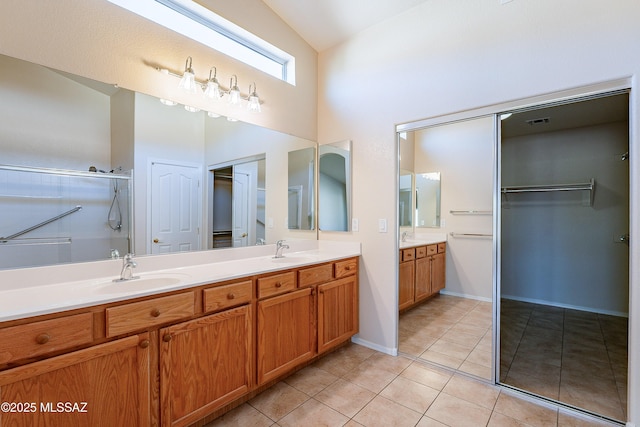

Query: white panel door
150;162;200;254
232;171;249;247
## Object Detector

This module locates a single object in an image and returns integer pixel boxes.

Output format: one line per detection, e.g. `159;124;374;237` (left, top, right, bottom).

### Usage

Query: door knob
153;238;159;244
242;233;247;237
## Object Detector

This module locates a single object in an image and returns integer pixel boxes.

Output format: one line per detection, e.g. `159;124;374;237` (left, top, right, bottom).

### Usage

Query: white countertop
0;240;361;323
399;233;446;249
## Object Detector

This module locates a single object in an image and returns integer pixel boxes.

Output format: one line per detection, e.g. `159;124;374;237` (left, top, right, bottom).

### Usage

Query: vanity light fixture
207;111;221;118
178;56;198;94
247;83;261;113
160;98;178;106
155;58;264;111
228;75;242;107
203;67;222;100
184;105;200;113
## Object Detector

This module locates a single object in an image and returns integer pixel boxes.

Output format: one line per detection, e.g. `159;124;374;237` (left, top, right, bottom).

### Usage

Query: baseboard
439;289;492;303
350;336;397;356
501;294;629;318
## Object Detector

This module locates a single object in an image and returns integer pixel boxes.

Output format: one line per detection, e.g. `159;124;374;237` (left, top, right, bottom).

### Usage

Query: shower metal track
1;205;82;243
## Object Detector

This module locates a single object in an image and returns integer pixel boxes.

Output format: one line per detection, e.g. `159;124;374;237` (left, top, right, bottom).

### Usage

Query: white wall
414;117;494;301
317;0;640;419
502;121;629;315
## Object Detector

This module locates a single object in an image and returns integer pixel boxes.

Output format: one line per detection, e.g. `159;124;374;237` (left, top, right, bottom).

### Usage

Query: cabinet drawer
437;242;446;253
0;312;93;365
106;292;195;337
401;248;415;262
298;263;333;287
335;258;357;278
257;271;295;299
426;245;438;256
203;280;253;313
415;246;427;259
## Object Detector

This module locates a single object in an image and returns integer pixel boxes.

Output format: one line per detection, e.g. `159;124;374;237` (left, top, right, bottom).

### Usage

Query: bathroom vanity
0;242;359;427
399;240;445;311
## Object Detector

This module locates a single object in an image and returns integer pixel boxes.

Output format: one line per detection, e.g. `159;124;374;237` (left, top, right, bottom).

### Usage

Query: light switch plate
267;217;274;228
378;218;387;233
352;218;359;232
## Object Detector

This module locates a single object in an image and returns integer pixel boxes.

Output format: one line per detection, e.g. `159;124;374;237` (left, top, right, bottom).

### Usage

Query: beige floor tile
315;379;376;418
284;366;339;396
429;338;475;359
380;375;439;413
465;346;492;367
425;393;492;427
458;359;492;380
557;409;619;426
415;416;448;427
203;403;274;427
362;352;413;375
493;393;558;427
442;374;500;409
449;322;489;338
400;362;452;390
440;330;482;347
487;411;530;427
419;348;464;370
278;399;349;427
344;420;365;427
353;395;422;427
249;382;309;421
341;361;397;394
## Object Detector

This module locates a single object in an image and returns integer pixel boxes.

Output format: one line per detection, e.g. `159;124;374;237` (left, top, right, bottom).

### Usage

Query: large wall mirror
0;53;317;270
287;147;315;230
319;140;351;232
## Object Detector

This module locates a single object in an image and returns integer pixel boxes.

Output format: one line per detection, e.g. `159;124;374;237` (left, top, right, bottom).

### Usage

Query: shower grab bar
1;205;82;243
501;179;594;194
0;237;72;246
449;210;492;215
450;232;492;238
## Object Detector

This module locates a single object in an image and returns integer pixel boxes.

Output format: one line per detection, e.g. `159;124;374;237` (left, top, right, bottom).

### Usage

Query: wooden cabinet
0;333;150;427
399;242;446;311
257;288;315;385
160;305;252;427
0;256;359;426
398;258;415;311
317;275;358;354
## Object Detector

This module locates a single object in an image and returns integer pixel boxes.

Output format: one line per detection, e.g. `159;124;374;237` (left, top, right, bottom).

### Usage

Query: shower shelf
501;178;595;207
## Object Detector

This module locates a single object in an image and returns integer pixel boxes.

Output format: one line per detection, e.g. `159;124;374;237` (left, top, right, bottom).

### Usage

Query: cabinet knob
35;333;50;345
227;293;235;300
163;334;173;342
151;308;161;317
275;282;282;288
139;339;150;349
345;265;351;270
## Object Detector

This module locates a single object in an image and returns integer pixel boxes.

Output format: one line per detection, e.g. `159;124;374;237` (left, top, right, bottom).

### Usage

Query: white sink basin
94;273;190;294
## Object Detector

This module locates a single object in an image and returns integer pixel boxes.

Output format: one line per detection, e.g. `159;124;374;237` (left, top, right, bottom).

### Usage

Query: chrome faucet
274;240;289;258
401;231;408;242
114;253;139;282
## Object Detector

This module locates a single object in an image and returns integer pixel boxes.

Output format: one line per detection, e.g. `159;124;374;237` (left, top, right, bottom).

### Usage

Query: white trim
438;290;492;303
351;336;398;356
502;295;629;318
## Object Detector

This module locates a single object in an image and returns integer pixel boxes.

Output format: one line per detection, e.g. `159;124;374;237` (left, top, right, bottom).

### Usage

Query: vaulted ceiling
260;0;432;52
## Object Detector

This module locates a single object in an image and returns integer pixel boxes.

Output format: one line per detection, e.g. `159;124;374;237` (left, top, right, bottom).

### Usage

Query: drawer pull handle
163;334;173;342
139;339;150;349
345;266;351;270
151;308;161;317
35;333;50;345
275;282;282;288
227;293;235;300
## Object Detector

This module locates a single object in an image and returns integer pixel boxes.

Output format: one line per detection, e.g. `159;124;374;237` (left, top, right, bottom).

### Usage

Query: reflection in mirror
209;156;266;248
399;170;413;228
287;147;315;230
415;172;441;228
319;140;351;231
0;53;318;270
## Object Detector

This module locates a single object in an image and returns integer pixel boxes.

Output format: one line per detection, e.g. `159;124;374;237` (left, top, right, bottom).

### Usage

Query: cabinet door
317;276;359;354
160;305;252;427
431;253;446;293
0;334;150;427
257;288;314;385
414;256;431;301
399;261;415;310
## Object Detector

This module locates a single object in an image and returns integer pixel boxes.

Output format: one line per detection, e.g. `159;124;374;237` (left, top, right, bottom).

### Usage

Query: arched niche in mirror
319;140;351;232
